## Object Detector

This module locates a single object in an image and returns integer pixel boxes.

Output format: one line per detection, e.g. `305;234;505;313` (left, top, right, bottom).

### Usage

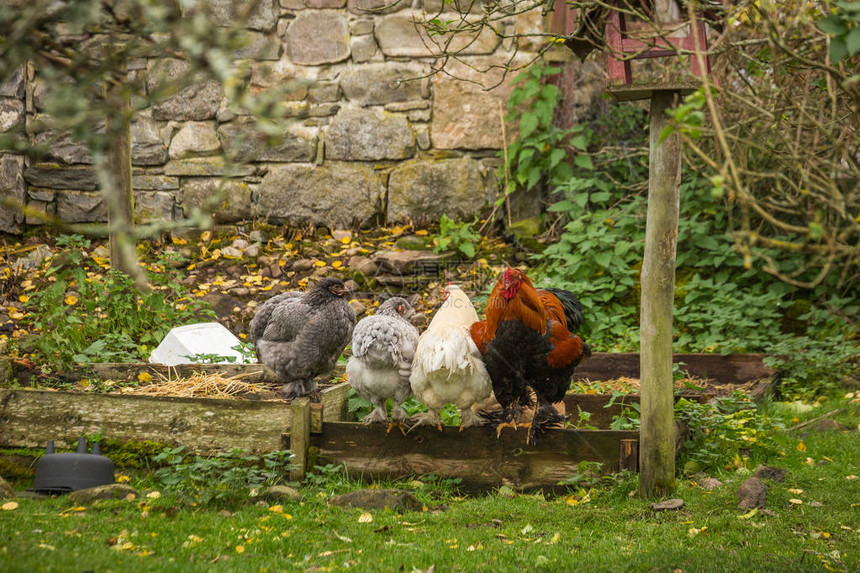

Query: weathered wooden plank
0;388;293;454
320;380;353;422
289;398;311;481
311;422;639;491
573;353;773;384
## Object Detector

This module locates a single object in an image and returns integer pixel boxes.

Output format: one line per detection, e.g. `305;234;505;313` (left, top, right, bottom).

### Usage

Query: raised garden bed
0;353;774;490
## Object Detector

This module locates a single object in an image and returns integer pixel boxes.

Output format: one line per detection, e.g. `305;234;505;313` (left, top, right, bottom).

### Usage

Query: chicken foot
458;408;484;432
409;410;444;433
281;379;318;400
386;405;412;436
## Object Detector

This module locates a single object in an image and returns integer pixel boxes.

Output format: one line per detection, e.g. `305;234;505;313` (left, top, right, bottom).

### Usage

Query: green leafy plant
433;215;481;258
152;446;294;505
182;352;239;364
817;1;860;63
605;391;641;431
500;63;590;204
675;392;781;474
11;236;215;370
764;336;859;400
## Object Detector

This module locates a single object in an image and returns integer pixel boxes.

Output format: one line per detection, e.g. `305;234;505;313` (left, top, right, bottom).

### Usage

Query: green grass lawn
2;396;858;573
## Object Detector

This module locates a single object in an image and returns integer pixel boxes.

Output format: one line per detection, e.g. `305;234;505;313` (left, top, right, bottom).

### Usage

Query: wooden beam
311;422;639;492
289;397;311;482
0;388;294;454
639;89;682;496
572;352;773;384
620;439;639;472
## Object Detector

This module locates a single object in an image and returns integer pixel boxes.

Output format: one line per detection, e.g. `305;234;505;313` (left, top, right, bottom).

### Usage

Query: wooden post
289;398;312;482
639;89;681;496
620;439;639;473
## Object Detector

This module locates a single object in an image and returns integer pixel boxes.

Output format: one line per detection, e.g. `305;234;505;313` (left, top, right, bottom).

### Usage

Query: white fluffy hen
346;297;419;433
409;284;492;431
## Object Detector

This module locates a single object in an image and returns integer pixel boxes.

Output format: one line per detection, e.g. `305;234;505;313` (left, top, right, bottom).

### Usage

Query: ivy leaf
846;27;860;55
548;148;566;170
520;112;539;139
593;252;612;268
570;133;589;151
817;15;847;36
574;154;593;170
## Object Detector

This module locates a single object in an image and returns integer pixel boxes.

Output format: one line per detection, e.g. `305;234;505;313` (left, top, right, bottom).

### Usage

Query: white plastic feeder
148;322;256;366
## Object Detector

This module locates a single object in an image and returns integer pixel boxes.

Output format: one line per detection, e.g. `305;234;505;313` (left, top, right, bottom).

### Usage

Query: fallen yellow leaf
201;230;212;242
235;545;245;554
314;260;327;268
2;501;19;511
64;295;78;306
358;512;373;523
788;499;803;505
788;488;803;495
137;372;152;383
117;475;131;483
796;442;807;452
18;295;29;303
414;230;428;236
172;237;187;245
269;505;283;513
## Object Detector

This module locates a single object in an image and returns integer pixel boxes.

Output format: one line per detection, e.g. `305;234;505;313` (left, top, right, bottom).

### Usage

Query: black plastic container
31;438;115;493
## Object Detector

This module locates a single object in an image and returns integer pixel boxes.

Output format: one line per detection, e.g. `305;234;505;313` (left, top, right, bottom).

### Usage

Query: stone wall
0;0;566;235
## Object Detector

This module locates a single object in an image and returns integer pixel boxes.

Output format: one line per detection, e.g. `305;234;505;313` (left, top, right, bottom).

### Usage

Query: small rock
12;244;52;270
259;485;304;503
697;477;723;490
373;250;446;274
329;489;423;513
68;484;139;504
812;419;849;432
292;259;315;272
221;246;244;259
229;287;251;297
248;230;266;243
269;263;283;278
232;238;250;250
332;230;352;242
0;477;15;499
202;292;243;320
753;465;787;483
91;245;110;259
737;477;767;509
347;255;378;276
243;243;261;258
350;299;367;316
650;498;685;511
395;235;431;250
343;279;360;292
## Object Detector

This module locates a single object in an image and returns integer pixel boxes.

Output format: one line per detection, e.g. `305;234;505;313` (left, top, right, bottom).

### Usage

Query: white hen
409;284;492;431
346;297;419;433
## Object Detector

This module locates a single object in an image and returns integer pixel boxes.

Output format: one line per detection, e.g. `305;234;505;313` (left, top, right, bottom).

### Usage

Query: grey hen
250;277;356;399
346;297;419;433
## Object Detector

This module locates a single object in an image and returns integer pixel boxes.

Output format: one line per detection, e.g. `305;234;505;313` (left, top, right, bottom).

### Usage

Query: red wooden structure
604;1;713;86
